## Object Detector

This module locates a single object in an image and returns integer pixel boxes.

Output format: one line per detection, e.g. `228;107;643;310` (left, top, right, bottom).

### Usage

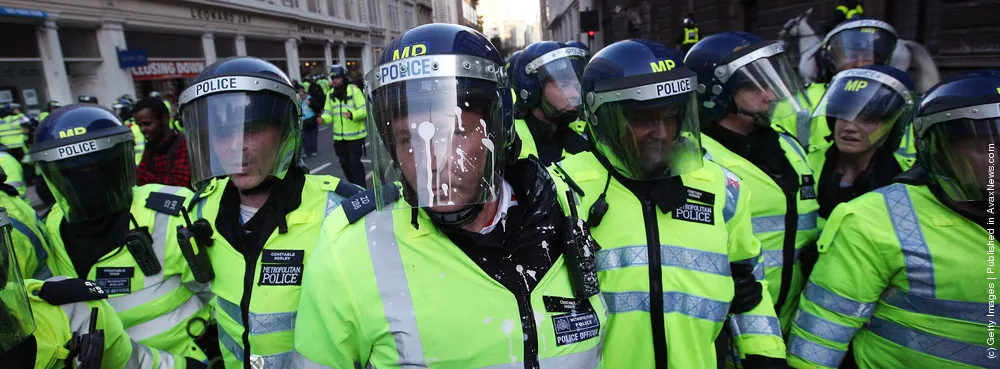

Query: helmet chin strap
425;204;484;228
238;177;276;196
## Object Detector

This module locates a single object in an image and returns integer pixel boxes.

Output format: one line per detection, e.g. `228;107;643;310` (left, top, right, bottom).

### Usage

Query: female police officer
294;23;607;369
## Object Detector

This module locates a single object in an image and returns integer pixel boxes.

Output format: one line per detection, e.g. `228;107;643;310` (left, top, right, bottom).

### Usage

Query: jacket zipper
773;176;799;315
515;292;540;369
240;242;259;369
642;200;668;369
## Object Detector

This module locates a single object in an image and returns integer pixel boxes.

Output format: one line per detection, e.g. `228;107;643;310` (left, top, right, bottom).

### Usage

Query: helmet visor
0;209;33;354
721;44;811;127
824;22;897;73
182;90;301;187
32;129;136;223
535;56;586;116
366;54;508;211
586;71;703;180
816;69;914;148
918;117;1000;202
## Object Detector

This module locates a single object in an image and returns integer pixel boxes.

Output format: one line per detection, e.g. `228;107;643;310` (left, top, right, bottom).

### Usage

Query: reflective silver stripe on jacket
792;310;858;344
217;296;297;335
108;275;183;311
126;341;178;369
880;286;988;324
478;343;603;369
750;212;818;234
126;294;204;341
9;216;51;279
604;291;730;322
326;191;347;217
869;317;992;367
365;209;428;367
761;248;803;268
596;245;731;276
788;335;846;368
801;281;875;319
292;350;341;369
875;184;936;297
220;327;294;368
730;314;782;338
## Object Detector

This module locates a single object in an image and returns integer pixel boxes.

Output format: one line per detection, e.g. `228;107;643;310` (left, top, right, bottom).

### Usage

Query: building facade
0;0;433;115
542;0;999;78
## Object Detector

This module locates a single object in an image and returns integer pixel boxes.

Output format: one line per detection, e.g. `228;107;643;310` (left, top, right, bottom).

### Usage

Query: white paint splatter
441;183;449;193
454;106;465;132
516;265;529;287
369;225;376;232
456;148;468;172
464;102;470;107
480;119;488;134
410;122;417;129
483;316;493;325
502;319;517;363
525;269;536;280
439;272;445;279
417;122;436;203
541;240;551;262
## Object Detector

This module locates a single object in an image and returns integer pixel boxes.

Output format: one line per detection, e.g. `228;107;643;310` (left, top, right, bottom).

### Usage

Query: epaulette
37;278;108;305
342;185;401;225
145;187;188;216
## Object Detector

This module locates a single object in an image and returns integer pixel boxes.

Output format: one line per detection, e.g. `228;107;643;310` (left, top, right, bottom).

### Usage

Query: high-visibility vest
788;183;991;368
45;184;211;364
514;118;589;162
2;187;51;280
557;151;786;367
683;27;701;45
702;130;821;333
26;277;185;369
190;174;360;369
321;84;367;141
294;176;607;369
1;150;25;198
125;118;146;165
1;113;27;149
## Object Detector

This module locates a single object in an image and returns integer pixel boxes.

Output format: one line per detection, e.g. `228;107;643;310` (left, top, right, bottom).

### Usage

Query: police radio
125;214;162;276
65;307;104;369
177;207;215;283
563;190;600;298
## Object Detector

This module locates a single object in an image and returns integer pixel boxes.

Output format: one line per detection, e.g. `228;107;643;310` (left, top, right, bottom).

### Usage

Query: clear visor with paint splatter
367;76;507;210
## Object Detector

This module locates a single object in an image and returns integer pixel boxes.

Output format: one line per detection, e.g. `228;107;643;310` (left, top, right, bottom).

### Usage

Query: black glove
741;355;791;369
799;243;820;281
729;262;763;314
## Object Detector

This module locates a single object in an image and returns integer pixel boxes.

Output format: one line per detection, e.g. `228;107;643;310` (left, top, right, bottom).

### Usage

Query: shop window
125;31;203;59
0;24;40;58
215;36;237;58
300;43;326;59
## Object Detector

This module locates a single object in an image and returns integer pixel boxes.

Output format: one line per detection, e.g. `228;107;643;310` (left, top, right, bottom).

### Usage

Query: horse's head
779;7;814;39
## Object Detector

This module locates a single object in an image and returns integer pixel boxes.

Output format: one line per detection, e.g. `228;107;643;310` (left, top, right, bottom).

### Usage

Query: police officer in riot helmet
77;95;98;105
112;95;135;122
294;23;606;369
0;208;36;368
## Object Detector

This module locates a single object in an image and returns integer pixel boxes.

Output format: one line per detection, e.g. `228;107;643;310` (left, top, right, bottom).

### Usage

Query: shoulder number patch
146;192;185;216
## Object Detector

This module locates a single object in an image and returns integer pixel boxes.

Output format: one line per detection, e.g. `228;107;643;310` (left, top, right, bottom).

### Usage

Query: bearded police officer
560;38;786;368
294;23;607;369
788;71;996;369
178;57;361;369
30;104;212;367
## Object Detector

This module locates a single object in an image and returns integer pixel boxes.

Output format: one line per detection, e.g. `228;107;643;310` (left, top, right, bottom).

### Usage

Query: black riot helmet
366;23;513;227
913;70;1000;205
29;104;136;222
178;57;302;190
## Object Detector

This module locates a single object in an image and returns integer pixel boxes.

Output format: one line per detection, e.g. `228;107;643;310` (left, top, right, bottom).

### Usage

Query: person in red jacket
134;97;191;188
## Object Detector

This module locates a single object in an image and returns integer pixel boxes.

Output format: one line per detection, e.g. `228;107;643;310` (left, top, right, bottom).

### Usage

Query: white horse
778;8;940;93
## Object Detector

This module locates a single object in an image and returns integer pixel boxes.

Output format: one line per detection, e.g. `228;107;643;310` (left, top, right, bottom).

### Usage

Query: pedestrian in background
134;97;192;188
299;83;319;157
